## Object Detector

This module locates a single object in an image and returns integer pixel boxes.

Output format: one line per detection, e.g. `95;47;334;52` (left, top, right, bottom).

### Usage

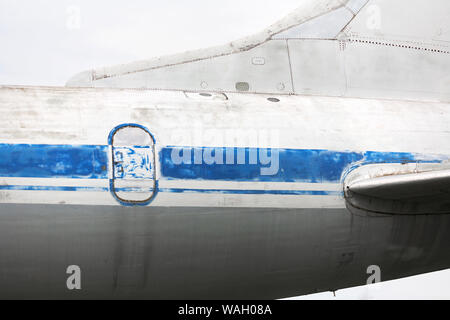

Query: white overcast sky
0;0;449;300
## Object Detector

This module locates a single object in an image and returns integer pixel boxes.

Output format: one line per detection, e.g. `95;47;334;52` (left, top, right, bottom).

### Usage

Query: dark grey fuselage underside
0;205;449;299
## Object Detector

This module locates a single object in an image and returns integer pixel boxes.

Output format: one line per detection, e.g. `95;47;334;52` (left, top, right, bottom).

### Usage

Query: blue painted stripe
0;185;108;192
0;185;341;196
0;144;446;185
160;147;440;183
0;185;156;193
158;188;342;196
0;144;108;179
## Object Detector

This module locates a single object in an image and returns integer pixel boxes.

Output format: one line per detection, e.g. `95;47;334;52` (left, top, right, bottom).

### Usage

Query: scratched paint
0;185;339;196
0;185;155;193
160;147;434;183
158;188;342;196
0;144;108;179
113;146;154;180
0;144;445;184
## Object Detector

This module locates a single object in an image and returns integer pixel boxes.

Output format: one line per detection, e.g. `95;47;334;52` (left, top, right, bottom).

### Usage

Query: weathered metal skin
0;86;449;299
67;0;450;103
1;0;450;301
1;205;450;299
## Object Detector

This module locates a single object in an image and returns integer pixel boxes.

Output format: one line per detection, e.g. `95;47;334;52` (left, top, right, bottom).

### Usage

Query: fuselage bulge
0;86;449;299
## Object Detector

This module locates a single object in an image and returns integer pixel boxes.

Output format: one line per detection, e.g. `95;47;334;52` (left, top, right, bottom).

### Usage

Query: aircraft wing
345;163;450;215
